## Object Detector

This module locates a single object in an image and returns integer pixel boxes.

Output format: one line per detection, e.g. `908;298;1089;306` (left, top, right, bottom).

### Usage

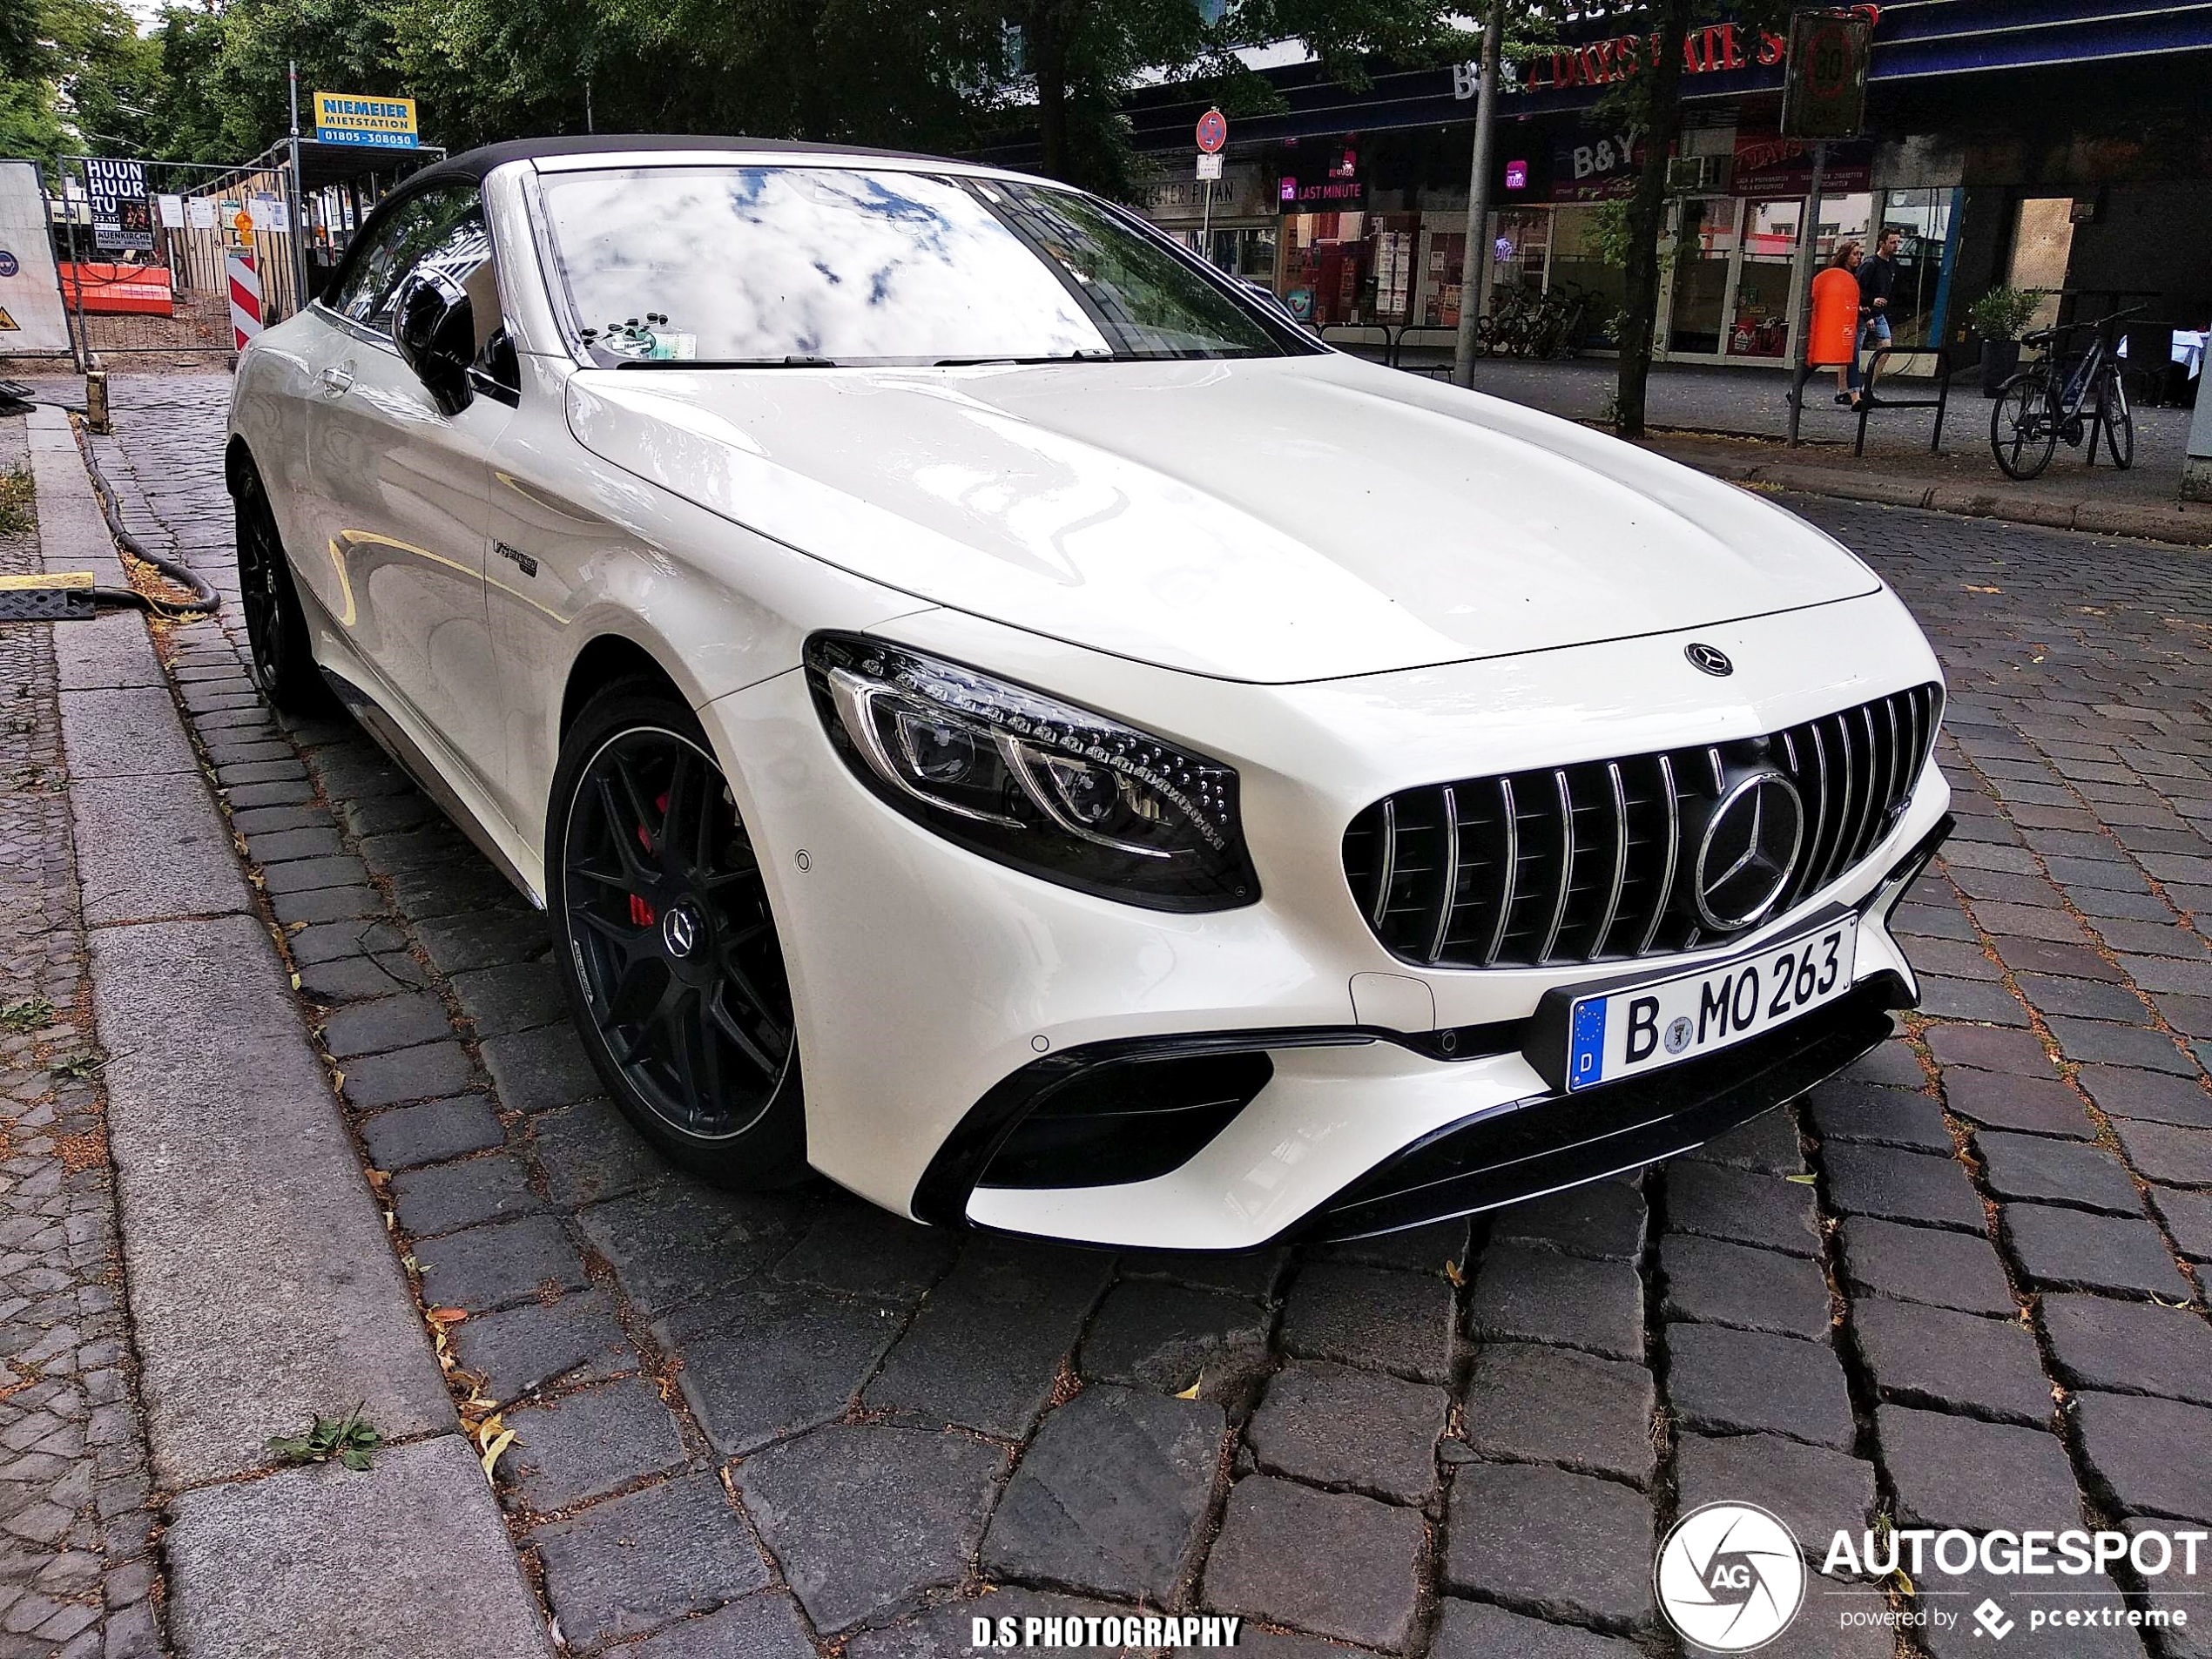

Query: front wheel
546;684;807;1187
2098;372;2134;469
1990;374;2056;480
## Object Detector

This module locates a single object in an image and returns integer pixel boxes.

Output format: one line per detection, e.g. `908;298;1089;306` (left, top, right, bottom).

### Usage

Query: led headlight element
804;633;1259;912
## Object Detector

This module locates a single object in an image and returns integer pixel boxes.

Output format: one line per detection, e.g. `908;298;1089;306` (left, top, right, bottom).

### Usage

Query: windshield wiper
613;354;840;369
932;352;1112;367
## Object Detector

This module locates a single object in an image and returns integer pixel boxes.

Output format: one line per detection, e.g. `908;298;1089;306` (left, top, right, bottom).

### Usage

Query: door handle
319;362;355;395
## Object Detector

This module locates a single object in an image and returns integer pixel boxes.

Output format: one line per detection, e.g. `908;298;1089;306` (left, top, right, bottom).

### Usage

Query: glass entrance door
1667;197;1738;356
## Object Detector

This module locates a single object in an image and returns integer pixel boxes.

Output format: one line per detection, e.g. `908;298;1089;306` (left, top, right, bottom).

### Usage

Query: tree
0;0;163;168
1599;0;1787;436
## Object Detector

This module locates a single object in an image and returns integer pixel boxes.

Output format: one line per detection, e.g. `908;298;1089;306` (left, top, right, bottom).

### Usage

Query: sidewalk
7;400;552;1659
1450;357;2212;547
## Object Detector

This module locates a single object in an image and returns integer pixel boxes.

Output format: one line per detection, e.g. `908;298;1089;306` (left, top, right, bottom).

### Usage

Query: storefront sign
1733;132;1872;195
84;158;152;253
1278;177;1367;212
1146;165;1264;221
314;91;420;149
1549;130;1645;202
1452;7;1878;101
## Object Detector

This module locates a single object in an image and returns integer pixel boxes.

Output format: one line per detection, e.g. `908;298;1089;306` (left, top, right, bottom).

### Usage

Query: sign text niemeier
314;91;420;149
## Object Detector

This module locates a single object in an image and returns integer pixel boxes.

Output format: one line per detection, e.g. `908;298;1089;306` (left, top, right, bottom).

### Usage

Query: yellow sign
313;91;420;149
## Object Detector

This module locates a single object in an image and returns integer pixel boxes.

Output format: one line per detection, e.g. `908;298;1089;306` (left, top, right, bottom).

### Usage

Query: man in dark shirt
1858;228;1904;366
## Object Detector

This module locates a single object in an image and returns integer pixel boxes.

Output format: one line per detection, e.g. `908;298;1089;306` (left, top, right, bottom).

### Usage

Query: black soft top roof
406;132;950;190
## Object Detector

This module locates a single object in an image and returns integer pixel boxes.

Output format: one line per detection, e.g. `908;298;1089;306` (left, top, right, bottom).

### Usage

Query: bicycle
1988;306;2141;480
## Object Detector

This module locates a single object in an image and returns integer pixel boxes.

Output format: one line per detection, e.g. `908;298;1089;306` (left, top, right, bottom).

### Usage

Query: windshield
537;165;1307;368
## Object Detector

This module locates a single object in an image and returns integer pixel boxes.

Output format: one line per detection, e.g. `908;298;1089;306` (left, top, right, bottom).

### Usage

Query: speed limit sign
1781;8;1871;138
1196;108;1228;154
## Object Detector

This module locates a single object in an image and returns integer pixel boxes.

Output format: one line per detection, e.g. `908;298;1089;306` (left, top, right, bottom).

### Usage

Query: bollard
84;363;112;436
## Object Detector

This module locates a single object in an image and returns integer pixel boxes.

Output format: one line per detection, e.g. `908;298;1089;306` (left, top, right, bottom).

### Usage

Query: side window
325;185;484;329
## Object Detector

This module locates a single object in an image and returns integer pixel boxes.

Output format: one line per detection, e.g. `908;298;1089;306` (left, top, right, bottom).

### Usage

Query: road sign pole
1785;139;1828;448
1452;0;1507;388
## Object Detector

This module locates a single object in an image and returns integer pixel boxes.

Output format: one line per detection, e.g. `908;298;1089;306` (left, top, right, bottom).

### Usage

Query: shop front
1116;2;2212;380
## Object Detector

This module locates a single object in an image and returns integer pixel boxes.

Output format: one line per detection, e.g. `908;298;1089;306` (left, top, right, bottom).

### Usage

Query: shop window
1548;206;1623;347
1422;231;1467;327
1666;197;1739;356
1874;187;1956;350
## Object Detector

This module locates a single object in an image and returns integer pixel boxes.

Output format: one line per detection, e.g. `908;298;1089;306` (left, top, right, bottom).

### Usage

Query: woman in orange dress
1809;239;1865;407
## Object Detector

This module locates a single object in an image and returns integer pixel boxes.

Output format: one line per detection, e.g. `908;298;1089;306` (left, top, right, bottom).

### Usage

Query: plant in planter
1969;286;2045;396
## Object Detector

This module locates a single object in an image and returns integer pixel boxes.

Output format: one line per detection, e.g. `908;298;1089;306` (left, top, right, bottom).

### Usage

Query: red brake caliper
627;791;671;929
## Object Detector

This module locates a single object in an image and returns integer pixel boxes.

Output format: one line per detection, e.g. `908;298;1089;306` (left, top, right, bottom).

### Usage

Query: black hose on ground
68;415;221;617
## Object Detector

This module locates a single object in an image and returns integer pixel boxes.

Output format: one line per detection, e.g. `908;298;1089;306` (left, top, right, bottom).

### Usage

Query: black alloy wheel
233;462;329;711
549;685;806;1185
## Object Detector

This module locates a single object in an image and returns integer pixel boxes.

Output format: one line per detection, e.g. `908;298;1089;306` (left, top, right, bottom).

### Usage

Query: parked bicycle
1988;306;2141;480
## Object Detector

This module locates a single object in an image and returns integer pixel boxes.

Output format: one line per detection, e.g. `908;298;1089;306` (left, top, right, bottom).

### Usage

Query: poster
248;193;287;233
0;160;75;354
84;157;152;253
158;193;185;228
185;197;218;231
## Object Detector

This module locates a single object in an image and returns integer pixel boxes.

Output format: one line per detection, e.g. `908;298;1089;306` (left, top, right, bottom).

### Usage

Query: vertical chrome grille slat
1341;682;1941;971
1481;776;1519;967
1425;786;1460;966
1799;722;1831;904
1536;770;1575;966
1882;695;1904;835
1851;703;1882;863
1590;762;1629;962
1368;797;1398;928
1823;714;1857;887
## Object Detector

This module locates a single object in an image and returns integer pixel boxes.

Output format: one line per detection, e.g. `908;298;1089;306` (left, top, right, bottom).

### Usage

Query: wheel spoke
708;988;781;1079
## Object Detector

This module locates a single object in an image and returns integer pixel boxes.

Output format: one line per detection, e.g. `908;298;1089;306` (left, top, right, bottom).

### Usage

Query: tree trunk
1615;0;1696;439
1029;1;1074;182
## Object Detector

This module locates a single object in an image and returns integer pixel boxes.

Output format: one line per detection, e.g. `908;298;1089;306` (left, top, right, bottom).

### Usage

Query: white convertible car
227;136;1950;1251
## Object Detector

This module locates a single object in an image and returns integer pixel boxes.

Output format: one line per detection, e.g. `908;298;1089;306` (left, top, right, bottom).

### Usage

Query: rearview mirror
392;269;475;415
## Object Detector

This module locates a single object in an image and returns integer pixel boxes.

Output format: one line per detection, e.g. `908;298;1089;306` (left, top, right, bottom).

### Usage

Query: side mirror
392;268;475;415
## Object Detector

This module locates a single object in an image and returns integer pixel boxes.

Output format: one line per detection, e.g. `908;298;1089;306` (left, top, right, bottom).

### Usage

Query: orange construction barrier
58;263;175;318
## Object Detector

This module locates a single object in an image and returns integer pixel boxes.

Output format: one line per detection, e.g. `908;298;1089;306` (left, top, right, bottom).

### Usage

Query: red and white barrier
226;249;262;351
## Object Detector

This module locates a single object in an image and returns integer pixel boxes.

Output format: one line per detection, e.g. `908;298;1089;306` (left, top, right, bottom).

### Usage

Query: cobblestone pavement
0;417;166;1657
84;372;2212;1658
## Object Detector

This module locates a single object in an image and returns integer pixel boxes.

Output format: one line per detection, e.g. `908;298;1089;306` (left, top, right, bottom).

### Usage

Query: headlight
804;633;1259;912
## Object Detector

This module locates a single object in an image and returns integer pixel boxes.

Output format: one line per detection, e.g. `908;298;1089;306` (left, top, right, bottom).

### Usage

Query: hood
565;354;1879;685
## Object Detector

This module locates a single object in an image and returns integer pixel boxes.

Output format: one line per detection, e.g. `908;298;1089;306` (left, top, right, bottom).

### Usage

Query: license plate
1564;917;1858;1092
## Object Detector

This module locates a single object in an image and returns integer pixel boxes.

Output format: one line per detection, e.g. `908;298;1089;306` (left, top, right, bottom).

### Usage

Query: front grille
1342;683;1942;969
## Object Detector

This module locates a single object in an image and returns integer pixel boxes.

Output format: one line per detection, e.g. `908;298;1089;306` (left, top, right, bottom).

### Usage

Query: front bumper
698;594;1949;1250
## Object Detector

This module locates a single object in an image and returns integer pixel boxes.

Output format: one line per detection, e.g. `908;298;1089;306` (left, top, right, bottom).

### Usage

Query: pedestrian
1858;227;1904;374
1810;239;1865;408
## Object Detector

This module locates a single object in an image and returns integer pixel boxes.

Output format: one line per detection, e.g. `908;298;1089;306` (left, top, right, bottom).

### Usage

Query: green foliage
1966;285;2044;343
267;1405;381;1472
0;996;57;1031
11;0;1476;198
0;0;165;165
0;470;34;541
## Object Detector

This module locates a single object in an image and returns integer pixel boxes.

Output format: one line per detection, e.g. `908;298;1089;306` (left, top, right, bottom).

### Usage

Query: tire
546;682;807;1188
233;462;331;711
2099;372;2134;469
1990;373;2056;481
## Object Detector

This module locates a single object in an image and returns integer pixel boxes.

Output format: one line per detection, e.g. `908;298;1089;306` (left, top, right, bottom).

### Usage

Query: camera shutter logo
1655;1501;1805;1652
